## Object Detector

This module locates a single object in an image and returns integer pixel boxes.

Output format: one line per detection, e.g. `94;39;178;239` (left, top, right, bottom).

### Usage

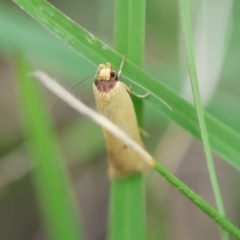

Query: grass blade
179;0;228;238
153;160;240;239
14;54;84;240
115;0;145;65
110;175;145;240
110;1;146;240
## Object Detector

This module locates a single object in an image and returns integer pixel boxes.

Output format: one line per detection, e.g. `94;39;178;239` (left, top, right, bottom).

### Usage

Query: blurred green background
0;0;240;239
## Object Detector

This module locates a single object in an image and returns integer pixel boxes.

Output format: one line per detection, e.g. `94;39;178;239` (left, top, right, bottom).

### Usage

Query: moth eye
110;72;116;77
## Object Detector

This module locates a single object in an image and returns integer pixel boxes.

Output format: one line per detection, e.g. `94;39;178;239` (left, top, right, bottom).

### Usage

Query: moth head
97;63;117;81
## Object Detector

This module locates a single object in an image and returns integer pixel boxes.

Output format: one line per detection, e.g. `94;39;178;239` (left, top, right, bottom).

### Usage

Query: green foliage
179;0;228;239
110;1;146;240
153;160;240;238
110;174;146;240
14;54;84;240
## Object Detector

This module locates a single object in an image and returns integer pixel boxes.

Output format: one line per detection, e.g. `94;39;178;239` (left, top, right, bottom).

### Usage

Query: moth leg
121;82;150;98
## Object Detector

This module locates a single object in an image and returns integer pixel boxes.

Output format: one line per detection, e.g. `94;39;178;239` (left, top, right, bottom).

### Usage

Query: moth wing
93;81;148;178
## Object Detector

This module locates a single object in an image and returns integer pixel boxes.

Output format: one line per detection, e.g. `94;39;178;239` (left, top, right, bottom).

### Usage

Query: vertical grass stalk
179;1;228;239
110;1;146;240
14;54;84;240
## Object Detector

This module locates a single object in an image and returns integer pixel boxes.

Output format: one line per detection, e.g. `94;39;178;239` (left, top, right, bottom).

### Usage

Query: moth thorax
97;63;112;81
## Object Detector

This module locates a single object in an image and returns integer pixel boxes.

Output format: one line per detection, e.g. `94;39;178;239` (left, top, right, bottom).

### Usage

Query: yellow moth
93;61;149;179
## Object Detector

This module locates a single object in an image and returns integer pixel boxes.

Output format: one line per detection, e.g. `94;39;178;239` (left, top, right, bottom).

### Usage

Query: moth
93;62;149;179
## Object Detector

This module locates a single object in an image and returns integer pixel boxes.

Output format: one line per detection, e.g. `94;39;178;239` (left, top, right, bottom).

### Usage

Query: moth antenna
49;71;96;111
117;55;125;77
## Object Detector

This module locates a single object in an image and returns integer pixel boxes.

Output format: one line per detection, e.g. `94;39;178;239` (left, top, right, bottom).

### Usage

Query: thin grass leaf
12;0;240;171
110;1;146;240
179;0;228;239
110;175;145;240
153;160;240;239
115;0;145;66
14;54;85;240
115;0;146;120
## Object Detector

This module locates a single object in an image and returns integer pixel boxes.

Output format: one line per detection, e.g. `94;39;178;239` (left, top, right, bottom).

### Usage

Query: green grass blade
115;0;145;66
0;4;94;77
110;1;146;240
110;175;145;240
115;0;146;120
179;0;228;239
14;54;84;240
12;0;240;171
153;160;240;239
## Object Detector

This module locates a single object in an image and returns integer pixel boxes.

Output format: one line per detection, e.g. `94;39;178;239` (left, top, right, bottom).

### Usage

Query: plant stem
14;54;84;240
179;0;228;239
110;1;146;240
